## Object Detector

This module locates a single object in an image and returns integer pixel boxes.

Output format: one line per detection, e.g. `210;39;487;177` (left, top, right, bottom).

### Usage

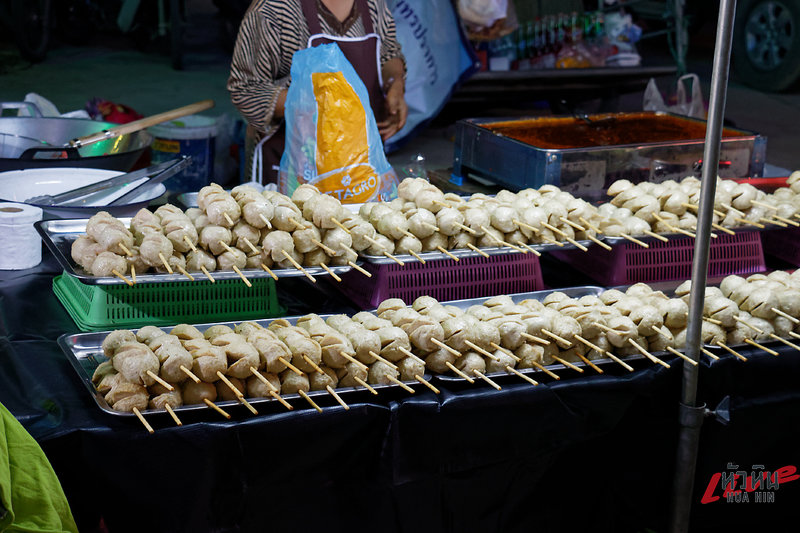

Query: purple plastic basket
551;231;765;285
762;227;800;266
338;254;544;309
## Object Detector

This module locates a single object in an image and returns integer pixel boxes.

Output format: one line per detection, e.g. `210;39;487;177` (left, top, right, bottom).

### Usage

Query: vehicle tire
10;0;51;62
732;0;800;91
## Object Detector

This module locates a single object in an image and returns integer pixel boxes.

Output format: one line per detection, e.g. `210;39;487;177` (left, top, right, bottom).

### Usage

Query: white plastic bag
643;74;705;119
457;0;507;28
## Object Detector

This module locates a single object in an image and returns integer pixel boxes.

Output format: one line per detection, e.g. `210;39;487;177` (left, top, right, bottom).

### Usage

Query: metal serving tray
59;314;425;418
35;218;353;285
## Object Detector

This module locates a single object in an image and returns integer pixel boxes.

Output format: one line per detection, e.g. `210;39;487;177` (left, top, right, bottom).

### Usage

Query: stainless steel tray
59;315;425;418
36;218;354;285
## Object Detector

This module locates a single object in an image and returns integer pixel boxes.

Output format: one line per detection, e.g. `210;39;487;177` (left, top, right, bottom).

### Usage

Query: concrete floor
1;1;799;182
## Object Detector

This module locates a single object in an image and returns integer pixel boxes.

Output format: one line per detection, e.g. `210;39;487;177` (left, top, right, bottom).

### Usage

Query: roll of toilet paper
0;202;43;270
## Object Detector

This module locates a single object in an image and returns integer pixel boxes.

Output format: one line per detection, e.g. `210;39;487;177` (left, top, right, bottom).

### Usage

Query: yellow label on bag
153;138;180;153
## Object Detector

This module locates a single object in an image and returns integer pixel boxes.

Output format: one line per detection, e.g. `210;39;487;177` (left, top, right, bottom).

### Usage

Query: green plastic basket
53;272;285;331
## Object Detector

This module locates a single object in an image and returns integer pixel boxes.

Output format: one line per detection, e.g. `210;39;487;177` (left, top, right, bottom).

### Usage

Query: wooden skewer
216;371;243;397
146;370;174;391
130;264;136;284
180;365;201;383
435;246;460;261
218;241;236;255
232;265;251;287
619;233;650;248
541;222;568;239
399;347;425;365
478;226;526;253
132;407;154;434
408;250;426;264
278;357;304;376
521;332;550;345
184;235;198;253
516;241;542;257
270;391;294;410
743;338;779;356
176;264;195;281
588;234;613;251
565;237;589;252
537;234;565;247
528;360;560;380
592;322;619;334
248;371;292;409
733;315;764;334
430;337;461;356
259;213;272;229
319;263;341;282
769;334;800;351
119;243;132;257
339;351;369;371
298;390;322;412
354;376;379;394
579;217;602;234
330;217;351;233
387;375;415;393
312;239;337;256
541;329;572;348
703;316;723;326
204;398;231;419
422;221;440;233
734;217;765;229
790;331;800;341
415;375;440;394
368;351;399;370
463;340;500;361
676;227;698;238
348;261;372;277
241;237;260;255
651;213;681;234
281;250;316;283
112;269;133;286
489;342;521;362
552;355;583;372
751;199;778;211
559;217;585;232
513;219;541;233
574;335;633;371
644;229;669;242
700;347;721;361
303;355;325;374
506;366;538;385
432;199;452;209
164;403;182;426
250;367;271;385
445;361;475;383
158;252;174;274
473;370;502;390
200;265;215;283
575;352;604;373
760;217;788;228
772;308;800;324
773;214;800;227
455;222;477;235
260;263;278;281
238;395;258;415
720;203;745;216
383;251;405;266
628;339;670;368
714;341;747;362
223;213;235;227
288;217;306;231
465;243;489;259
665;346;698;366
326;385;349;410
712;223;736;235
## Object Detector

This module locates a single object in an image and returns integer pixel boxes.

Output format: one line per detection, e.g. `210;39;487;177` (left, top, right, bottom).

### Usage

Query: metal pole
669;1;737;531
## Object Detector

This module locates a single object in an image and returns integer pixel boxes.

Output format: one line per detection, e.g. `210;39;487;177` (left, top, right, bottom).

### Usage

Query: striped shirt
227;0;405;141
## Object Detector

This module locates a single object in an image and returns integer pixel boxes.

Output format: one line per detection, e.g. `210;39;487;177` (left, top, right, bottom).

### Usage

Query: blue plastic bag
279;43;399;202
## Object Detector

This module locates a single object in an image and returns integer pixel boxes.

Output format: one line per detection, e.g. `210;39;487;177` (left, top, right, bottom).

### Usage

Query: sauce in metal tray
484;112;748;149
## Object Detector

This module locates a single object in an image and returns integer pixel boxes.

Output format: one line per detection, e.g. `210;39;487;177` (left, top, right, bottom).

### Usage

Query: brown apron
255;0;386;185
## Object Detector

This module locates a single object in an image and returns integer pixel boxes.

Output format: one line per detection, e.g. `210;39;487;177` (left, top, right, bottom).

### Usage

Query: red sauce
483;112;748;149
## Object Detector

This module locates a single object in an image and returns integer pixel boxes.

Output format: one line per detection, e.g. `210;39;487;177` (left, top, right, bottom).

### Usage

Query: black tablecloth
2;251;799;533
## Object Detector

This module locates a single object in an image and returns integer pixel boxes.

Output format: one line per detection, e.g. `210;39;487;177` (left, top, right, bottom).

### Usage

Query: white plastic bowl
0;167;166;219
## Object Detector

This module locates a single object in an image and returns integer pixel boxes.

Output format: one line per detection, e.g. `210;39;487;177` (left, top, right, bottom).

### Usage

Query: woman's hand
378;78;407;141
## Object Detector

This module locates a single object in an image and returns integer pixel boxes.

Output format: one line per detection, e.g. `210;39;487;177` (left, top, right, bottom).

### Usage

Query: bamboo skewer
751;199;778;211
436;246;460;261
164;404;182;426
743;338;779;356
399;347;425;364
734;218;765;229
184;235;198;253
773;214;800;227
700;347;720;361
769;334;800;351
506;366;538;385
521;332;550;345
408;250;427;264
130;264;136;284
339;351;369;372
619;233;650;248
665;346;698;366
473;370;502;390
383;251;405;265
714;341;746;361
119;243;132;257
270;391;293;410
247;369;293;409
541;222;568;239
281;250;316;283
354;376;379;394
733;315;764;334
644;229;670;242
298;390;322;413
712;223;736;235
241;237;260;255
559;217;585;232
541;329;572;347
489;342;521;362
368;351;399;370
146;371;174;391
703;316;723;326
479;226;526;253
260;263;278;281
579;217;601;234
588;234;613;251
513;219;541;234
232;266;251;287
132;407;154;434
574;335;633;371
446;361;475;383
319;263;341;281
259;214;272;229
455;222;477;235
180;365;201;383
515;241;542;256
330;217;351;233
200;265;215;283
552;355;583;372
216;371;244;398
176;265;195;281
628;339;670;368
112;269;133;286
415;375;440;394
528;360;560;380
575;353;604;373
463;340;500;360
790;331;800;341
204;398;231;419
772;308;800;324
760;217;787;228
312;239;337;256
430;337;461;356
348;261;372;277
278;357;304;376
387;375;415;393
238;396;258;415
303;355;325;374
223;213;235;227
326;385;349;410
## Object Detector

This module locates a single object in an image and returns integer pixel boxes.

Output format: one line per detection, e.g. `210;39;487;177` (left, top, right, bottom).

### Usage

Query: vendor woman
228;0;408;185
